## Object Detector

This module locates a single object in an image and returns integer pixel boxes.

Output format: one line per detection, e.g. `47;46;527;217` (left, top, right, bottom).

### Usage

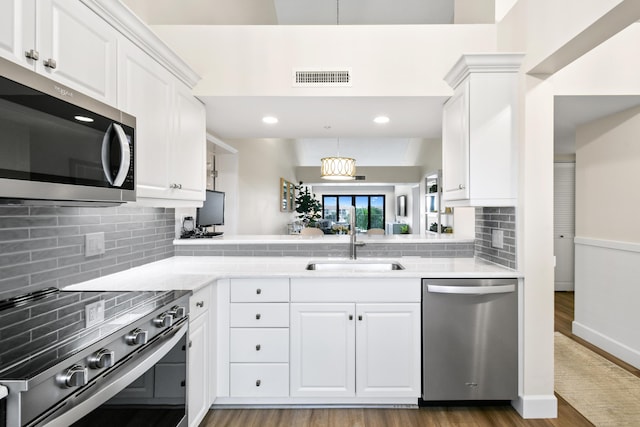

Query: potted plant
294;182;322;227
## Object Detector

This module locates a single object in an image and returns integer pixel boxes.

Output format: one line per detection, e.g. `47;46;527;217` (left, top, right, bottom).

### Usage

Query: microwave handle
101;123;131;187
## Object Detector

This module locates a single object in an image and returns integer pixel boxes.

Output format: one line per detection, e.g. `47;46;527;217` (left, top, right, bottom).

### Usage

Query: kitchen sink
305;261;405;271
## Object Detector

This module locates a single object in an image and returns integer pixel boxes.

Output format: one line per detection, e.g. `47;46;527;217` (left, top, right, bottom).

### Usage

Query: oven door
34;322;188;427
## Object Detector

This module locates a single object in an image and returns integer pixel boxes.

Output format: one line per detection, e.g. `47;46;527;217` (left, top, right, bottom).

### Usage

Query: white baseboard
511;395;557;419
554;281;574;291
572;321;640;369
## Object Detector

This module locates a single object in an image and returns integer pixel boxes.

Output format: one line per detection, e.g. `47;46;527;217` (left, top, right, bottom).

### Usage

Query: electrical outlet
85;232;105;257
85;300;105;328
491;229;504;249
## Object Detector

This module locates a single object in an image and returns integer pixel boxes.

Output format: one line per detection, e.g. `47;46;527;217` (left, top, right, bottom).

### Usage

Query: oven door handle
37;322;187;427
101;123;131;187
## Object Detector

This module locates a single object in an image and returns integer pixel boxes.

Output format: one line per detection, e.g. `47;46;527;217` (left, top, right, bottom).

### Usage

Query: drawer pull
256;344;261;351
256;379;261;387
256;313;261;320
358;315;363;321
196;301;204;308
349;314;353;320
256;288;262;294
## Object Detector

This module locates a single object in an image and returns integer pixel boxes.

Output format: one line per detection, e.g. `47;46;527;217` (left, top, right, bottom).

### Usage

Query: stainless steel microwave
0;57;135;206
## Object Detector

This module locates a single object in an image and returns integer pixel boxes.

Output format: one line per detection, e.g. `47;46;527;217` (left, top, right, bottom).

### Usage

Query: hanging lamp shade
320;156;356;180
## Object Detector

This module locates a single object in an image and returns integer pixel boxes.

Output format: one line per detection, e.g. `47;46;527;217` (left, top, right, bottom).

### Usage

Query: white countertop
61;256;519;293
174;233;472;245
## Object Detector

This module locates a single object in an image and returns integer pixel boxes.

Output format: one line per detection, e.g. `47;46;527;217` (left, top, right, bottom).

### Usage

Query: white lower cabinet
228;279;290;398
290;302;420;398
355;304;421;397
230;364;289;397
188;286;212;427
290;304;355;397
216;277;421;404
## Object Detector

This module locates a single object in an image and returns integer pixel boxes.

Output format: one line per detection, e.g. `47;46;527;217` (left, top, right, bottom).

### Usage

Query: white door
118;37;173;199
290;303;355;397
442;80;470;201
0;0;34;67
554;162;575;290
170;83;206;201
355;303;421;397
188;311;209;427
37;0;117;105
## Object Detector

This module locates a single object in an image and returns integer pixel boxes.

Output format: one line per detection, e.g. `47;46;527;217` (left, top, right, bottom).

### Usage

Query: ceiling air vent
293;69;352;87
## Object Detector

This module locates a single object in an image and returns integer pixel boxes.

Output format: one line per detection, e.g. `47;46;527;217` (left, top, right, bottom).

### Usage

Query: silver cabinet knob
458;184;465;189
256;344;261;351
349;314;353;320
57;365;88;388
88;349;115;369
170;183;183;189
153;312;173;328
125;328;148;346
43;58;57;69
196;301;204;308
256;288;262;295
25;49;39;60
256;380;261;387
358;315;363;321
255;313;261;320
169;305;186;319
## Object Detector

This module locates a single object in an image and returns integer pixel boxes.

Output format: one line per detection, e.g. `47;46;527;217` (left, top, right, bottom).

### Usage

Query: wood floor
200;292;634;427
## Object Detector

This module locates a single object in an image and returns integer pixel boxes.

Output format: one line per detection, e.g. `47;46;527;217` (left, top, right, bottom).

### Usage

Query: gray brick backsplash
175;241;474;258
474;206;517;269
0;206;175;301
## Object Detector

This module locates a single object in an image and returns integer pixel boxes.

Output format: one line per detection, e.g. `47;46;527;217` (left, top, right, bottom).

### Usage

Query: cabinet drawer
189;285;211;319
230;328;289;363
230;363;289;397
230;278;289;302
230;303;289;327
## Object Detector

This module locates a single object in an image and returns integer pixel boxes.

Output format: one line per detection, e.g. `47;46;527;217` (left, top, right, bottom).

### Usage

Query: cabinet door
170;83;206;201
355;303;421;397
290;303;355;397
36;0;117;105
442;80;470;201
188;311;209;427
0;0;34;67
118;37;173;200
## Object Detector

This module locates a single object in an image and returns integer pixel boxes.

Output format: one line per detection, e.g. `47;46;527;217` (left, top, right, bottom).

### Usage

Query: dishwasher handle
426;284;516;295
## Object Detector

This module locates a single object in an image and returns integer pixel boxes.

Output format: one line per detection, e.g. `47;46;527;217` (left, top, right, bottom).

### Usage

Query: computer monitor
196;190;225;228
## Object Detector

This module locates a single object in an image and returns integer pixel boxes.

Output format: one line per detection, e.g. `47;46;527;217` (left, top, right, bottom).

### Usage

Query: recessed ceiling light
262;116;278;124
373;116;390;124
74;115;94;123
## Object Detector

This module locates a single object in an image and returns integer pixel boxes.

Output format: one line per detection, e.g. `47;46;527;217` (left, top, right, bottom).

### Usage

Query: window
322;195;385;232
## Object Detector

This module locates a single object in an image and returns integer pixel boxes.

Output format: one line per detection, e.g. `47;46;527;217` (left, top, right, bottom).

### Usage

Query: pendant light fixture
321;138;356;180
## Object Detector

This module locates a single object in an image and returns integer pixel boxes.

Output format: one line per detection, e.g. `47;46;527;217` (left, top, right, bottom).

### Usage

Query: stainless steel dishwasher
422;278;518;401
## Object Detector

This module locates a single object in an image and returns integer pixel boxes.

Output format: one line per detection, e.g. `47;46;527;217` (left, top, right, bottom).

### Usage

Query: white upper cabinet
118;37;173;200
0;0;34;67
442;54;524;207
171;83;206;202
0;0;117;106
118;37;206;205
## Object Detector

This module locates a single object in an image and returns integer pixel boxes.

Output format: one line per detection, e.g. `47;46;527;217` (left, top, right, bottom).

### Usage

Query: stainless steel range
0;288;190;427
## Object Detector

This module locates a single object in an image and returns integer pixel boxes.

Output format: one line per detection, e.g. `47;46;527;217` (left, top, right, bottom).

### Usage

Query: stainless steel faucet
349;206;365;259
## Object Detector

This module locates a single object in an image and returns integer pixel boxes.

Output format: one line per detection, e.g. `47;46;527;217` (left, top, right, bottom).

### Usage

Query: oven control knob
125;328;148;346
168;305;186;319
88;349;115;369
57;364;88;388
153;312;173;328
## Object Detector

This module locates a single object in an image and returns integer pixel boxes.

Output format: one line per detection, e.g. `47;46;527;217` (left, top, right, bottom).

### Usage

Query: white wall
575;107;640;242
226;138;298;234
152;24;497;97
573;106;640;368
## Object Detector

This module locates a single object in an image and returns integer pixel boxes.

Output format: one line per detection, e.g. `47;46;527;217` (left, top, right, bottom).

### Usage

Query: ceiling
124;0;640;166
